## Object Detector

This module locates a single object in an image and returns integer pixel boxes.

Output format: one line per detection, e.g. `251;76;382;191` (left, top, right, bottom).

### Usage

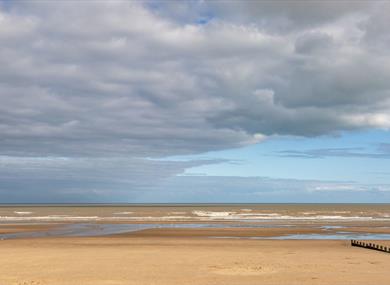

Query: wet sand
2;221;390;239
120;227;326;238
0;223;59;234
0;228;389;285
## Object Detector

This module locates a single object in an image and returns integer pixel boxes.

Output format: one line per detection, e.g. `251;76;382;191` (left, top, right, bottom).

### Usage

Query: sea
1;203;389;240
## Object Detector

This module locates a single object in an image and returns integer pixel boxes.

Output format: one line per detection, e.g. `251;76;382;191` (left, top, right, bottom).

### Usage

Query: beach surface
0;232;389;285
0;204;389;284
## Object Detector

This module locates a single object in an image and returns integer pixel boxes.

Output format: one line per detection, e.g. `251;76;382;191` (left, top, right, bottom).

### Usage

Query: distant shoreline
0;202;390;207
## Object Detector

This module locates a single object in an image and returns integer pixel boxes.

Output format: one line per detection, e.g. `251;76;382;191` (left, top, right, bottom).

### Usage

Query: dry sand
0;228;389;285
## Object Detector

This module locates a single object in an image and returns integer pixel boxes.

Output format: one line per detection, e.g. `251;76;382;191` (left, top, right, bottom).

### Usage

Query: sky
1;0;390;203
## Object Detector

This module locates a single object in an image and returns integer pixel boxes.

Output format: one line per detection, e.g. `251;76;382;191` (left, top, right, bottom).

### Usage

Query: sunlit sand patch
210;263;277;275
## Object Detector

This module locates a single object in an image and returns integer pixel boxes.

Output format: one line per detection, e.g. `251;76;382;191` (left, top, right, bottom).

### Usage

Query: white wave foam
227;215;386;221
192;211;235;217
0;215;196;222
238;213;281;217
113;212;133;215
47;215;70;217
117;216;192;221
0;216;100;221
1;212;389;222
13;211;33;215
189;211;390;221
240;209;252;212
301;211;351;215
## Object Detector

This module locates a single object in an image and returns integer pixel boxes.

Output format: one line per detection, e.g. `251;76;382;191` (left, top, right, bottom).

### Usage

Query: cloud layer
1;1;390;158
1;1;390;201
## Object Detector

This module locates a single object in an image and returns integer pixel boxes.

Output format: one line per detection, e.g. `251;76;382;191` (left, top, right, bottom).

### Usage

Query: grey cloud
200;1;371;32
361;2;390;51
1;1;390;158
0;156;225;202
131;176;390;203
274;145;390;159
2;166;388;202
294;32;335;54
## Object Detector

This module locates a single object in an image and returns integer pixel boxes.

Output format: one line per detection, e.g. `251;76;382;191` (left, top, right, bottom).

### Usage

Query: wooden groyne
351;240;390;253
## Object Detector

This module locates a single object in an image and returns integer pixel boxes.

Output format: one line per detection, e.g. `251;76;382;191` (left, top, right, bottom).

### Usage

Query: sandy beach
0;204;389;285
0;230;389;285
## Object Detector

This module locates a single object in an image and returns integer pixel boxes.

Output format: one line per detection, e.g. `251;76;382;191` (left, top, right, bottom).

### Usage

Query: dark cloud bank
1;1;390;202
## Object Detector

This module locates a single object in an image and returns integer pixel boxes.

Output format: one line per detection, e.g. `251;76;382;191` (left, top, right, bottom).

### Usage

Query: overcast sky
1;1;390;203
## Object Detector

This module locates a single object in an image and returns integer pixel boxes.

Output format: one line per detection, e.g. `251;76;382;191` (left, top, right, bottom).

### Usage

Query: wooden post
350;240;390;253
